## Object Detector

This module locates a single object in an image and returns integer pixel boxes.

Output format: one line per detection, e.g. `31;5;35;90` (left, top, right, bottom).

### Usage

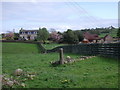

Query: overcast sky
1;1;118;33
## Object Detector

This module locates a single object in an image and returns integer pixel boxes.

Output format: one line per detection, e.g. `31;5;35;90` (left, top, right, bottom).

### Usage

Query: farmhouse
19;29;38;40
83;32;101;43
82;32;114;43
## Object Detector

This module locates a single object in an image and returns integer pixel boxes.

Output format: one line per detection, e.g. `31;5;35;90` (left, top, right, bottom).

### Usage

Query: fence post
59;48;64;64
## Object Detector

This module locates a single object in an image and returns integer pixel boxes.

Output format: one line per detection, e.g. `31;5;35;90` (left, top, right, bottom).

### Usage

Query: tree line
1;26;120;44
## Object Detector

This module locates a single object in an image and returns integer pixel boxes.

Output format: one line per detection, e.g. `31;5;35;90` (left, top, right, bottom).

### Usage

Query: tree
37;27;49;43
14;33;19;40
63;29;79;44
117;28;120;38
5;31;14;40
74;30;84;41
49;31;62;43
1;33;5;39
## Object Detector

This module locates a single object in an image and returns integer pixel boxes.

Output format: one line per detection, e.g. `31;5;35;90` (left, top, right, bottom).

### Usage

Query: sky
1;1;118;33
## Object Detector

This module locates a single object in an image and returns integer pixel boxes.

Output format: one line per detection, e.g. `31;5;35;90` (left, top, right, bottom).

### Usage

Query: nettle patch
2;69;37;88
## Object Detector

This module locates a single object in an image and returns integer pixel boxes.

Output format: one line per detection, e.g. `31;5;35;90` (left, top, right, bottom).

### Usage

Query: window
31;32;34;34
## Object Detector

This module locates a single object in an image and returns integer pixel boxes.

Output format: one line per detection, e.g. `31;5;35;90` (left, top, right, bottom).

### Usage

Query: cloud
1;0;119;2
2;2;88;22
1;2;118;33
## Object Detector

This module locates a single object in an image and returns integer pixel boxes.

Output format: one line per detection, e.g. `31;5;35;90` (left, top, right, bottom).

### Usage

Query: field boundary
47;43;120;59
1;40;120;59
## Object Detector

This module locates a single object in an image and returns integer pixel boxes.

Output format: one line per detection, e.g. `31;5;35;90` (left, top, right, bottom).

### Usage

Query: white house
19;29;38;40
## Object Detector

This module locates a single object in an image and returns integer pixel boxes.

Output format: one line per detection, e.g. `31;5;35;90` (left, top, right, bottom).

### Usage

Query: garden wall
47;43;120;59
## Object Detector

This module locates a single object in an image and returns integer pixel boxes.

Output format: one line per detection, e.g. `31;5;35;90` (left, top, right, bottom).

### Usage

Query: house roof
104;34;109;38
103;34;113;40
83;32;101;40
20;30;38;32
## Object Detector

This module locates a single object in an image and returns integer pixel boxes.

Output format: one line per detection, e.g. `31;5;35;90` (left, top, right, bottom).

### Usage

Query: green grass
109;29;118;37
99;29;118;37
2;42;39;54
2;42;118;88
42;43;66;50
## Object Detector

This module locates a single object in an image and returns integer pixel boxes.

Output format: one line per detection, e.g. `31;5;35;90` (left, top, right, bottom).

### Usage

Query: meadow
2;42;118;88
99;28;118;37
42;43;66;50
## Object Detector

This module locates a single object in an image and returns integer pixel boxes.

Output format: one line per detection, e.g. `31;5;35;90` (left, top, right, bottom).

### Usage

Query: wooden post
59;48;64;64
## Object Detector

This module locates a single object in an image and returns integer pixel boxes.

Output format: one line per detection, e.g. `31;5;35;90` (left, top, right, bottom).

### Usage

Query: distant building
19;29;38;40
82;32;114;43
96;35;113;43
83;32;100;43
103;35;113;43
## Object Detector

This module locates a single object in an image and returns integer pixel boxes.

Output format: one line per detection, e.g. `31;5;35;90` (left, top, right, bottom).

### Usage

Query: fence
47;43;120;59
2;40;120;59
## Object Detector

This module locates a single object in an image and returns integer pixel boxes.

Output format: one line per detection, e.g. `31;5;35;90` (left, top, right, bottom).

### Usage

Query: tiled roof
83;32;101;40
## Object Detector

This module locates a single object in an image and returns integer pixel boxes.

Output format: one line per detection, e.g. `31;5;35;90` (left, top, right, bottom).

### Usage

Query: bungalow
19;29;38;40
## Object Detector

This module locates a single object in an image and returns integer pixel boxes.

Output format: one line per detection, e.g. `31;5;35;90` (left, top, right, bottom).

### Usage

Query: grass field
99;28;118;37
2;42;118;88
42;43;66;50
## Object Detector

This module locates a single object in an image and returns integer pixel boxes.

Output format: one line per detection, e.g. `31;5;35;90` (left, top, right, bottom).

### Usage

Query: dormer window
34;32;37;34
28;32;31;34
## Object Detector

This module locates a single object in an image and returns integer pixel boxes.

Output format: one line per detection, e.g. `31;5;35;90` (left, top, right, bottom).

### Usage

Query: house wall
98;39;104;43
20;34;37;40
104;35;113;43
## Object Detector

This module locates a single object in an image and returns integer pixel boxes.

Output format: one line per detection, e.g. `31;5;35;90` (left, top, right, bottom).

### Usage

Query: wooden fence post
59;48;64;64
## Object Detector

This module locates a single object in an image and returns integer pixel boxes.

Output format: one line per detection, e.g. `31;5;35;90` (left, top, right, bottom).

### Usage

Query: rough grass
42;43;66;50
99;29;118;37
2;42;118;88
2;42;39;54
